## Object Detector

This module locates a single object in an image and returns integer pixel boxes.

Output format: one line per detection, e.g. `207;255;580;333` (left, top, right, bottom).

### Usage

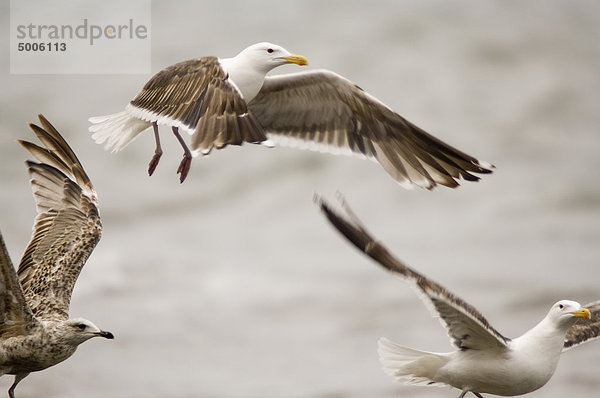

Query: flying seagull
316;195;599;398
89;42;493;186
0;115;114;398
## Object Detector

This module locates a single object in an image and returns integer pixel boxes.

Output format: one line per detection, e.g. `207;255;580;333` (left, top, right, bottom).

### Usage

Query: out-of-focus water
1;1;599;397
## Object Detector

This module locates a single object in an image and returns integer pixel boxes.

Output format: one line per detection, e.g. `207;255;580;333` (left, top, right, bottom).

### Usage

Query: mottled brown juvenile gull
316;195;598;398
0;115;113;398
89;42;493;186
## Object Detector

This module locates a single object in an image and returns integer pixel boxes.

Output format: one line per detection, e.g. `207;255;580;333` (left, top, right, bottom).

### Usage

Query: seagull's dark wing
0;231;38;338
250;70;493;189
17;115;102;321
317;195;509;350
128;57;266;154
563;300;600;351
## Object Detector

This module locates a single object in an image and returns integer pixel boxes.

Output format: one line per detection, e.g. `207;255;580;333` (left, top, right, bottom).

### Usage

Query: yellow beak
284;54;308;66
572;307;591;319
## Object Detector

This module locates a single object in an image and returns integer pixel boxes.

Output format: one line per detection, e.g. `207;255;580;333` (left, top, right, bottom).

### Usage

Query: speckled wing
0;231;38;338
563;300;600;351
128;56;266;154
317;195;510;350
250;70;493;189
17;115;101;321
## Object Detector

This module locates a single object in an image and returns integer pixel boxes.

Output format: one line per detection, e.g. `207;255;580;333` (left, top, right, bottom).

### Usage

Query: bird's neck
219;56;269;101
514;316;571;357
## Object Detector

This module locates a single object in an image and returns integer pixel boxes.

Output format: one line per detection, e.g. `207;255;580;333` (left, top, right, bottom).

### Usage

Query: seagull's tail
378;337;449;387
89;111;151;152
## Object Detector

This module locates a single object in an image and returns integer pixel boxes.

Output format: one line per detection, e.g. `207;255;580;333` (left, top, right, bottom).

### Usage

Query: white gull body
89;42;492;187
317;196;599;397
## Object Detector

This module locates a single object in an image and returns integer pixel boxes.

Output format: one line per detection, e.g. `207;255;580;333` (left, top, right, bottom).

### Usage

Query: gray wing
563;300;600;351
128;57;266;154
17;115;102;321
317;195;509;350
0;231;39;338
250;70;493;189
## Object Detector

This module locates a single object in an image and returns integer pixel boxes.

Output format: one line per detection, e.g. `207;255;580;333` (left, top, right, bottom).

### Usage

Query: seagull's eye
267;48;274;54
75;324;86;330
559;304;564;309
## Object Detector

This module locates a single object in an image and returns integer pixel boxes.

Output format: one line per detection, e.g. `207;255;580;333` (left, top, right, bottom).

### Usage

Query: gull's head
63;318;114;345
548;300;591;326
237;42;308;72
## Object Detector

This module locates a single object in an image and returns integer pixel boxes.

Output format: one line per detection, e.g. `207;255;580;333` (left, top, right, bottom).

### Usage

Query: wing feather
128;57;266;155
0;232;38;338
316;195;509;350
17;115;101;321
250;70;493;189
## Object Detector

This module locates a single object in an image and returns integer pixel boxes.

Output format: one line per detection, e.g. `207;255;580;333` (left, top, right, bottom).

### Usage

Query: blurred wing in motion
316;194;509;350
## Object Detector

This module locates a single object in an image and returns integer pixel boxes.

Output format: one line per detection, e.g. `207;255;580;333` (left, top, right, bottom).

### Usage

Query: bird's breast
218;58;265;101
0;331;77;373
440;349;556;396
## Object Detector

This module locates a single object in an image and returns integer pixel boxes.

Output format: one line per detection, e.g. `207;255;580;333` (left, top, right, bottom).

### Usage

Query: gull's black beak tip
99;330;114;339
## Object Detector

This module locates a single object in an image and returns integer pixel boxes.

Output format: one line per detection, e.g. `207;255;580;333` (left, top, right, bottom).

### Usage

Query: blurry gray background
1;1;599;397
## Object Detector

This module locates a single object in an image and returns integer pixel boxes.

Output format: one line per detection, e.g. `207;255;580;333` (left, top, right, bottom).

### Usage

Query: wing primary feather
251;70;493;189
315;194;509;350
16;115;102;321
0;231;38;337
563;300;600;350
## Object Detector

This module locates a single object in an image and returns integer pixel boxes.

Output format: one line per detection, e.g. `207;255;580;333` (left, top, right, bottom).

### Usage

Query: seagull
90;42;493;186
0;115;114;398
316;195;599;397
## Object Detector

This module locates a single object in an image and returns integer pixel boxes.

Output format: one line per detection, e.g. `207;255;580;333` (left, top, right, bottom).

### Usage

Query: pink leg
172;126;192;183
148;122;162;176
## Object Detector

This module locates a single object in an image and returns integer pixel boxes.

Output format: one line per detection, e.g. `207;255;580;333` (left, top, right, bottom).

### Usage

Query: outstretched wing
0;231;38;337
563;300;600;351
250;70;493;190
128;56;266;154
316;195;509;350
17;115;101;321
